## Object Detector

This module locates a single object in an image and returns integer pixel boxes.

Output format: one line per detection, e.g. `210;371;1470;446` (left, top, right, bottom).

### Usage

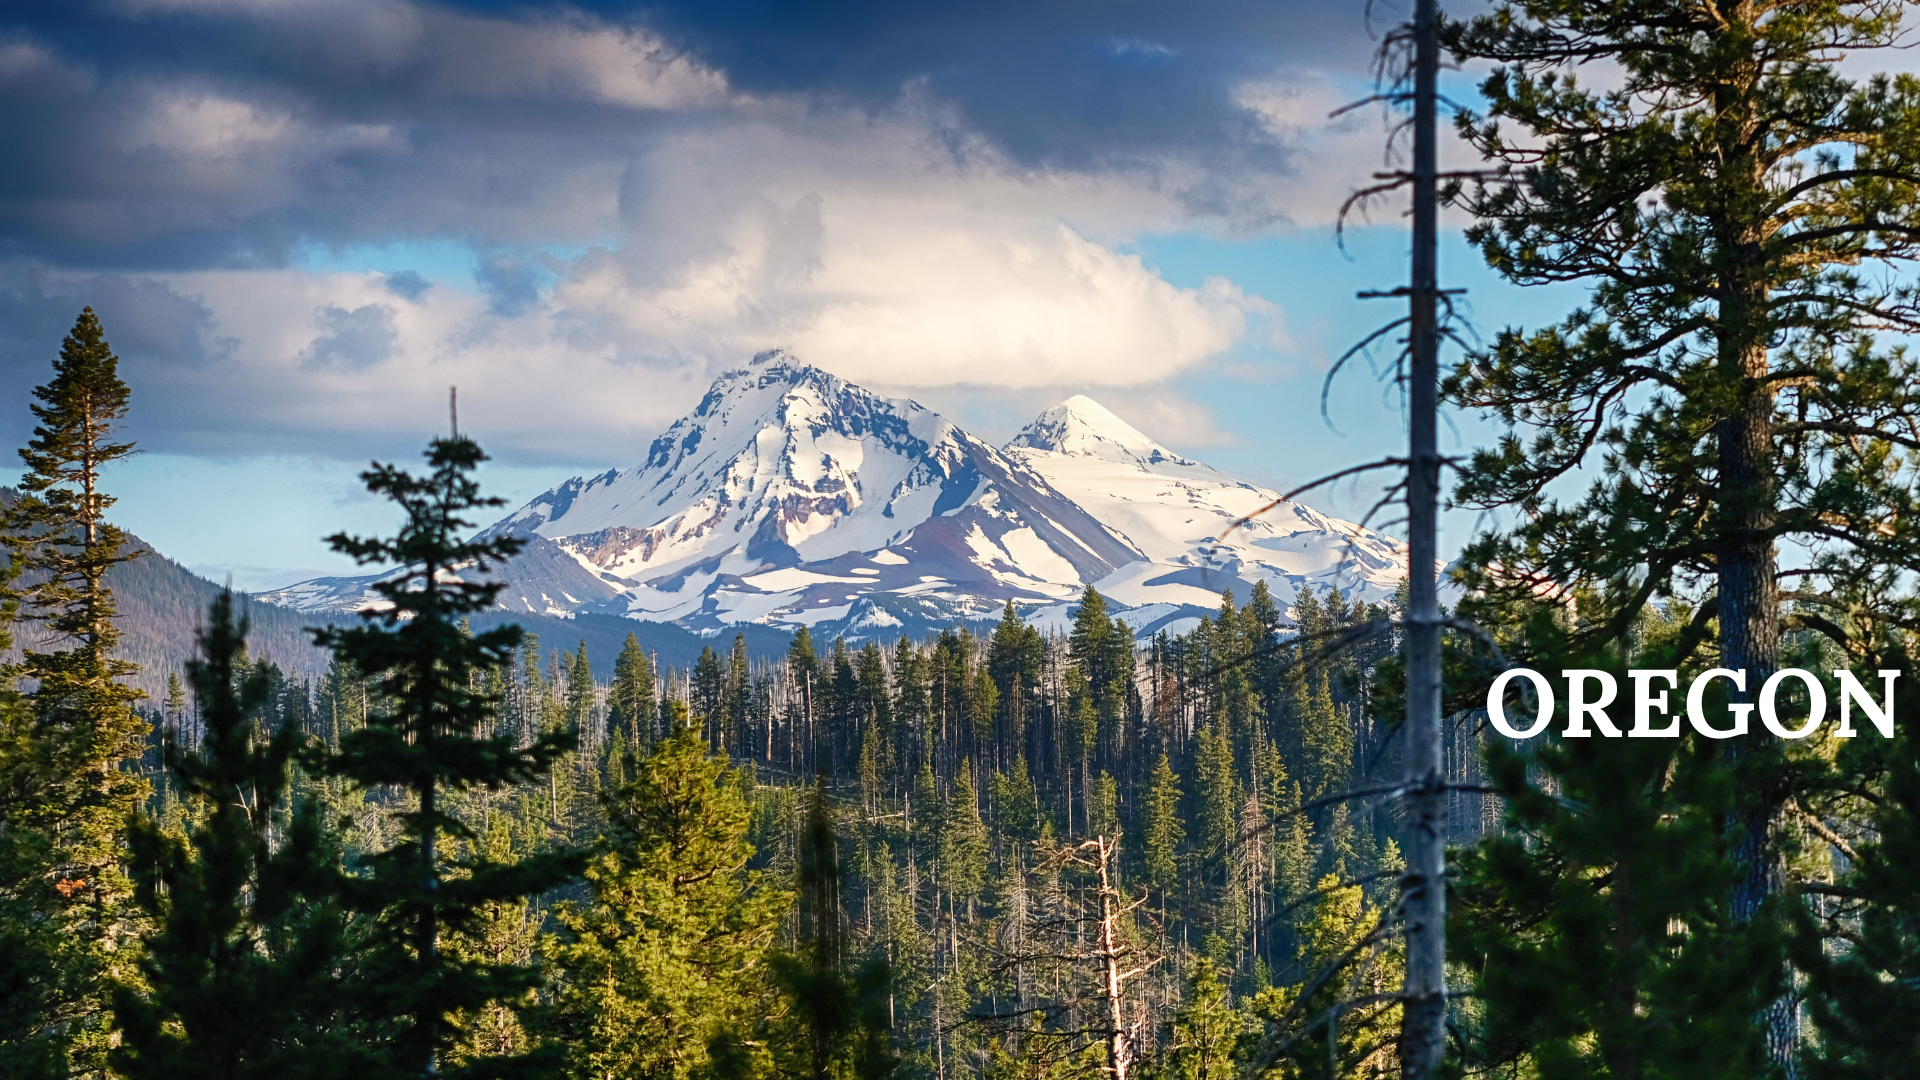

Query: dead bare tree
966;836;1159;1079
1313;0;1453;1069
1396;0;1447;1072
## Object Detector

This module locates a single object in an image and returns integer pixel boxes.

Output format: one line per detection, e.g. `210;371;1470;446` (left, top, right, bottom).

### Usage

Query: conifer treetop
6;307;143;654
20;307;134;508
313;433;553;795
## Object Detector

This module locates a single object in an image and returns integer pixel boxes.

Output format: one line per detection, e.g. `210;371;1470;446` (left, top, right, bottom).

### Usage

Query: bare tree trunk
1092;836;1133;1080
1397;0;1446;1074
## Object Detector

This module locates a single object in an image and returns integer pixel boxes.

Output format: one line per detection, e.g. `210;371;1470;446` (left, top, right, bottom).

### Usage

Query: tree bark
1711;9;1794;1069
1397;0;1447;1074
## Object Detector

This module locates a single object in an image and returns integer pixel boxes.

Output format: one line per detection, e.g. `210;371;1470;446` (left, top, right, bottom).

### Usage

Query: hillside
106;548;794;697
0;485;795;698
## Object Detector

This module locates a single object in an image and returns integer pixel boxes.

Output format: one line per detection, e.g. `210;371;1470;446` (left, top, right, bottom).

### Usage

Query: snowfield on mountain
258;351;1416;639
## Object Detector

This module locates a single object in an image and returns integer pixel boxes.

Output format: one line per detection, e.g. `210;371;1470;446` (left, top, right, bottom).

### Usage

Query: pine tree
991;756;1041;844
310;434;576;1079
1275;783;1312;910
728;632;751;758
988;601;1042;758
941;759;989;918
1297;670;1348;805
912;758;940;871
859;723;886;816
1444;3;1920;1059
1088;771;1121;845
1063;668;1097;835
0;517;60;1080
444;815;542;1067
564;639;592;739
789;627;820;769
1265;871;1403;1076
1069;587;1113;688
1795;683;1920;1077
1251;738;1287;823
766;780;897;1080
1193;724;1239;878
163;673;187;743
517;634;544;746
606;633;654;754
546;725;788;1079
891;637;929;769
113;591;361;1080
1162;959;1243;1080
0;307;149;1075
1142;754;1185;906
694;645;724;747
829;637;857;770
969;667;1001;760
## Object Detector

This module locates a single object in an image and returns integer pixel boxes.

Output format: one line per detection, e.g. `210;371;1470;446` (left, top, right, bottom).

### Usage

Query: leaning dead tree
968;836;1158;1079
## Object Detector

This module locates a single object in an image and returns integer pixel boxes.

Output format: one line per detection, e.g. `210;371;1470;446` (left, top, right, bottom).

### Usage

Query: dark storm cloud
630;0;1374;166
0;0;1375;271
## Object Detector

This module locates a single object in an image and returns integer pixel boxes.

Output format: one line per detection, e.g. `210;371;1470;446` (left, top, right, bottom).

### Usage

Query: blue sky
1;0;1585;590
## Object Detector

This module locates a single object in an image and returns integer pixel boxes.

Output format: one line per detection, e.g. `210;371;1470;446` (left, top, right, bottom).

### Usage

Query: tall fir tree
728;632;751;758
1451;637;1782;1079
1795;667;1920;1077
940;759;989;919
789;626;820;767
0;498;59;1080
765;779;897;1080
1192;723;1239;885
694;645;725;751
990;755;1040;844
1161;959;1244;1080
1142;753;1185;909
564;640;592;739
605;632;655;754
0;307;149;1076
310;433;576;1079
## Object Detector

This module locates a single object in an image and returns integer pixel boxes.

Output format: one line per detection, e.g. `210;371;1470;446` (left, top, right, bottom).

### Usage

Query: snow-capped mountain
263;351;1139;631
258;353;1414;640
1004;395;1409;622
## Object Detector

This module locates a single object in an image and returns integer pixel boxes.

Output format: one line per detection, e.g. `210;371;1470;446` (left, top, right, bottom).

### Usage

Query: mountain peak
1008;395;1205;472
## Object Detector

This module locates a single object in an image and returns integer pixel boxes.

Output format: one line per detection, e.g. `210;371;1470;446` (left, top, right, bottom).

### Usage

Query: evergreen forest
13;1;1920;1077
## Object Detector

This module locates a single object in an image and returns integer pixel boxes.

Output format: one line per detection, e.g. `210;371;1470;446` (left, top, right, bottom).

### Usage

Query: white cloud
1229;71;1403;227
59;88;1289;460
538;101;1265;390
123;91;397;167
790;229;1254;387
